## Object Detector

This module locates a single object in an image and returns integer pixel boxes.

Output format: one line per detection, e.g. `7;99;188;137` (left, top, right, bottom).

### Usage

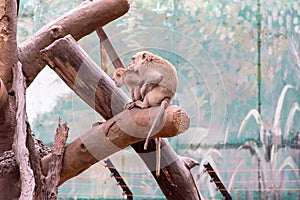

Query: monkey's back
139;60;178;96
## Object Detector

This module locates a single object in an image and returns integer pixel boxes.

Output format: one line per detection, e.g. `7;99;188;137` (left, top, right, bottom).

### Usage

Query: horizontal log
18;0;130;86
51;105;189;185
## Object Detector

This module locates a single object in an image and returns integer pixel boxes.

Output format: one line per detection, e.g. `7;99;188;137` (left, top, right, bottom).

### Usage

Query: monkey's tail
155;137;161;176
143;99;169;150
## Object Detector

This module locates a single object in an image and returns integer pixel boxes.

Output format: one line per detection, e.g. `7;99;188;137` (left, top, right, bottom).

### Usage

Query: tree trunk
41;35;201;199
12;62;35;199
18;0;130;86
0;0;18;154
0;0;18;89
0;79;8;124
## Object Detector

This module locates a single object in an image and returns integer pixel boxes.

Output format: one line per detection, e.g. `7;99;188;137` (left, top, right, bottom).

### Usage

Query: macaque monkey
112;68;159;108
112;67;163;176
127;51;178;176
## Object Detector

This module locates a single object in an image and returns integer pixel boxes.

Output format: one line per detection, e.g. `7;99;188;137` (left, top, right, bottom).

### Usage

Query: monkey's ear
142;52;147;60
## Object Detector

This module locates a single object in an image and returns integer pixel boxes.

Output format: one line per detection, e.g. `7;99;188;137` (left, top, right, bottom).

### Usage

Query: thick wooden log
41;35;200;200
18;0;130;86
51;105;188;185
41;35;128;118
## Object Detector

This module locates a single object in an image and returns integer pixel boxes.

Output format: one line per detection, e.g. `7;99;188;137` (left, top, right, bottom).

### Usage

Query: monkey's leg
140;83;157;98
133;87;142;101
155;137;161;176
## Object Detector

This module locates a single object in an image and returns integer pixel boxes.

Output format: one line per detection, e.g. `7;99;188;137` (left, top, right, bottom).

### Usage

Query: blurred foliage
18;0;300;199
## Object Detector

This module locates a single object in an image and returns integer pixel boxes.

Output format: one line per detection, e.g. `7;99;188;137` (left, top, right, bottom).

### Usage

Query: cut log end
181;156;199;170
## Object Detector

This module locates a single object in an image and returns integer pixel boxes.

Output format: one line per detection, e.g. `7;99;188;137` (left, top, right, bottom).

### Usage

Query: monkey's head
112;68;126;87
128;51;156;70
128;51;169;70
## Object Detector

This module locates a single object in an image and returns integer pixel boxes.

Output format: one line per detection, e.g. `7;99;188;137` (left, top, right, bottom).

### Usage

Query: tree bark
0;151;20;199
18;0;130;86
45;121;69;199
132;141;201;199
41;34;128;117
0;0;18;155
12;62;35;199
0;79;8;124
51;105;188;185
41;35;200;199
0;0;18;89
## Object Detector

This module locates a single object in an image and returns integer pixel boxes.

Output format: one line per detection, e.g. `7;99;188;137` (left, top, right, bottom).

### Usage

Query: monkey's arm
139;71;162;97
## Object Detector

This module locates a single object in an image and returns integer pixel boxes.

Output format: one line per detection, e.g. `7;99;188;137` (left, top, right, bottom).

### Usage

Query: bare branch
45;120;69;199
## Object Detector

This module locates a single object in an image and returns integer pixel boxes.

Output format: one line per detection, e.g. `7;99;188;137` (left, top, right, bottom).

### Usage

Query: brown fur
127;51;178;176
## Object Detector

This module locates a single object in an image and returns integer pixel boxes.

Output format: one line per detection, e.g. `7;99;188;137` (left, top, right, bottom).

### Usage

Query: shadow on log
41;35;201;200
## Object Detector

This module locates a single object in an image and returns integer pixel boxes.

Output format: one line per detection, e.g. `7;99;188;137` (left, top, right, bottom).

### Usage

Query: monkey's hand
125;100;149;110
124;101;137;110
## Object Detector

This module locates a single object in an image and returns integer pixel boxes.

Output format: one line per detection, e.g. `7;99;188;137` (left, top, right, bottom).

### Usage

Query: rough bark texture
0;0;18;155
0;79;8;124
132;141;201;199
18;0;130;86
41;34;128;118
0;151;20;199
41;35;200;199
11;63;33;198
45;121;69;199
51;105;189;185
12;62;35;199
27;130;46;200
0;0;18;89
